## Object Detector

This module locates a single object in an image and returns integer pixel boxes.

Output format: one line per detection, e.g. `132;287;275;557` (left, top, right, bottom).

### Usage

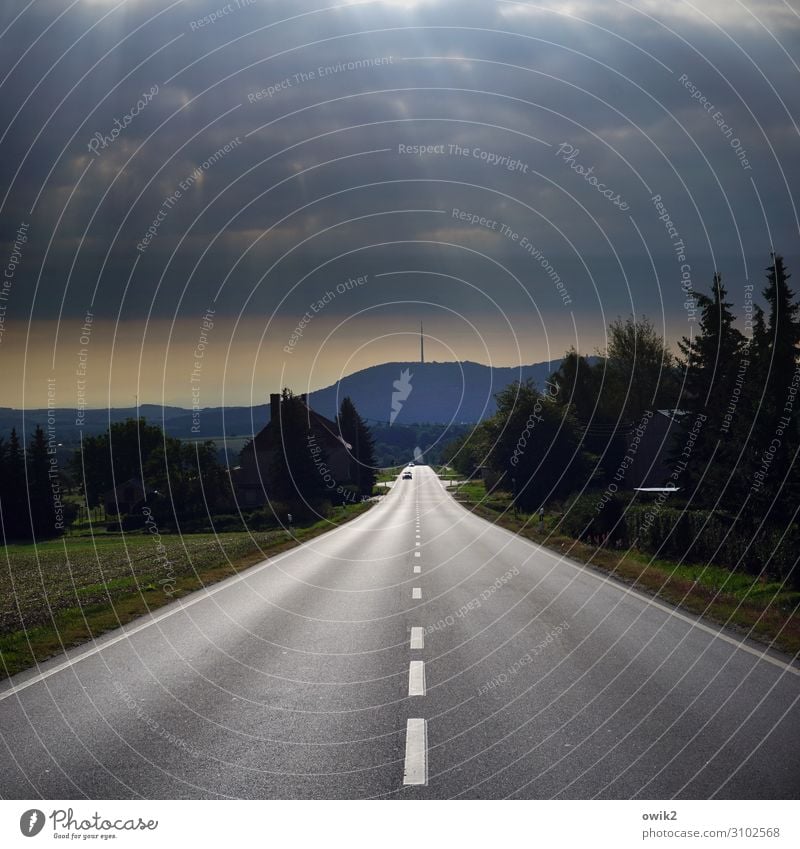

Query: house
622;409;687;489
235;393;353;508
103;477;147;515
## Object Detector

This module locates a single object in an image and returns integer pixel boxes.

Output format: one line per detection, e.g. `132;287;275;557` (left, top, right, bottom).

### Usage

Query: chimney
270;393;280;423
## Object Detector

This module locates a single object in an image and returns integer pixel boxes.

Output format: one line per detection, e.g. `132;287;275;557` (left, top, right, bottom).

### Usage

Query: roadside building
103;477;147;515
623;409;687;489
235;393;352;507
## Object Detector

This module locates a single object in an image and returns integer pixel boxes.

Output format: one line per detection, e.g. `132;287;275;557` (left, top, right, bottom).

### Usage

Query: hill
0;358;564;442
306;359;563;425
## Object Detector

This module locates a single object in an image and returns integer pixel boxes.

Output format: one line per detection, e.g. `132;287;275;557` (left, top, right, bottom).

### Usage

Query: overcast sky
0;0;798;409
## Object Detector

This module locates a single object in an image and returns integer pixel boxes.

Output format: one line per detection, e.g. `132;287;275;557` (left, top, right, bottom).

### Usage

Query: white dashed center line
408;660;426;695
405;491;428;789
403;718;428;785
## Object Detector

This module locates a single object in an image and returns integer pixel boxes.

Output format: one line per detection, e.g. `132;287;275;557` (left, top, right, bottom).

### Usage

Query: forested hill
306;360;563;424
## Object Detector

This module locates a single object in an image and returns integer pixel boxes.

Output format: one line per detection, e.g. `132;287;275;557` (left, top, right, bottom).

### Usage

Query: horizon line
3;356;572;412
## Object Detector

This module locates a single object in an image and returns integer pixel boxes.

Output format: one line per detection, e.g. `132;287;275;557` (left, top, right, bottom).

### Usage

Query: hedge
560;494;799;586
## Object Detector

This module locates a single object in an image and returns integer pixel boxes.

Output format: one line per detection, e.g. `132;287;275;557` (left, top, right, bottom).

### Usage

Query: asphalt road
1;466;798;799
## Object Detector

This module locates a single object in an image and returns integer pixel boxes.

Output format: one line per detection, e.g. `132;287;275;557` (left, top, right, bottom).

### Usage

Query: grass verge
450;481;800;657
0;501;373;680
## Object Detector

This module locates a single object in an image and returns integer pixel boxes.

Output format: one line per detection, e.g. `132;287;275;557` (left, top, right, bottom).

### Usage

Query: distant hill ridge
0;358;565;439
305;359;563;424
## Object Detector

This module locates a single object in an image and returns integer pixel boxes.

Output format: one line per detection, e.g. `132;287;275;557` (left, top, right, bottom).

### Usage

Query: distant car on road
402;471;413;480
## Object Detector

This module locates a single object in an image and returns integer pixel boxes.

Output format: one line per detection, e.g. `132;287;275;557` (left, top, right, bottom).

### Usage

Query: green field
0;502;372;679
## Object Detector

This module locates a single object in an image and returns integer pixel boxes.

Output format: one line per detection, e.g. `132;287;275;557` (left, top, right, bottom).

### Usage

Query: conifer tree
1;429;27;539
338;396;377;497
762;254;800;442
675;274;746;501
28;425;55;538
724;257;800;518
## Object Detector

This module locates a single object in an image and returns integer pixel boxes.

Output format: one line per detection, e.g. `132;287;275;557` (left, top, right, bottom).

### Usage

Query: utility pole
420;321;424;364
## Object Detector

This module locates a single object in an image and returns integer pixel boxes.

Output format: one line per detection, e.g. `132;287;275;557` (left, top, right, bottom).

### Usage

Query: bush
561;492;627;543
208;514;248;532
244;508;281;531
120;512;146;531
625;504;799;586
333;484;361;506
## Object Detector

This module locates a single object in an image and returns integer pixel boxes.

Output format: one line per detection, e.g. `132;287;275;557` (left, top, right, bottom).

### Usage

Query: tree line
444;253;800;585
0;392;377;540
0;426;76;540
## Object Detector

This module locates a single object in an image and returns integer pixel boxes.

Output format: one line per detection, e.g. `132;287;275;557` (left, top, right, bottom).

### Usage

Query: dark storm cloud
0;0;798;344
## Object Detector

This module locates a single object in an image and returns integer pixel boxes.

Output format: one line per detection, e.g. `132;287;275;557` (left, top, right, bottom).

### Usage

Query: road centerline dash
408;660;426;695
403;719;428;786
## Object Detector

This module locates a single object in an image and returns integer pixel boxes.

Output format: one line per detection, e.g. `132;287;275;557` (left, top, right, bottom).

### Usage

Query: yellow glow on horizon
0;312;587;409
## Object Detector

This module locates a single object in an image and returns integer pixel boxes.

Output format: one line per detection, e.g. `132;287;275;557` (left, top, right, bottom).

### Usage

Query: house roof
247;397;351;453
306;405;352;451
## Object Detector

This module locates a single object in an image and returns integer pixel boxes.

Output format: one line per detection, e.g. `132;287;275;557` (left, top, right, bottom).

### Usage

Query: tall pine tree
724;256;800;519
337;396;377;497
28;425;56;538
1;429;27;539
762;254;800;442
761;255;800;515
0;437;6;539
675;274;746;502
